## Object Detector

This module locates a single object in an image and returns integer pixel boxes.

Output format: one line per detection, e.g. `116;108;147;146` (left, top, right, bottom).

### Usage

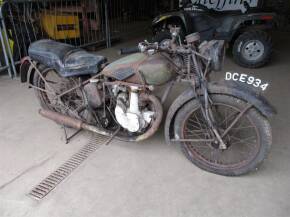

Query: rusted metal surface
164;81;276;145
102;53;148;82
18;24;275;176
102;52;175;86
135;93;163;141
161;80;175;104
103;80;149;89
24;58;165;141
124;72;145;85
39;109;114;137
21;57;105;103
137;53;175;85
221;103;253;138
39;109;83;129
83;83;103;108
180;100;261;169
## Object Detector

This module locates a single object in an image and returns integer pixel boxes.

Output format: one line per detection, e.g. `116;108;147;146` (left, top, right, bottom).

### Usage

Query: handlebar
119;42;161;55
119;26;201;56
119;46;140;55
119;26;184;56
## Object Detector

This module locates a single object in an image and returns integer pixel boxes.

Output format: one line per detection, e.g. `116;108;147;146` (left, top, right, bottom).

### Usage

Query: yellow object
157;15;172;23
41;11;80;40
0;0;14;51
9;38;14;50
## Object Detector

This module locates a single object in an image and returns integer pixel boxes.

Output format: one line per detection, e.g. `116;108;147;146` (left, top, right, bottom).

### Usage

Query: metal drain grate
29;133;112;200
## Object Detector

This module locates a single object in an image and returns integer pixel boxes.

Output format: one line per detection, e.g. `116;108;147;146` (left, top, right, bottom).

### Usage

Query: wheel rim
241;40;265;61
181;103;260;169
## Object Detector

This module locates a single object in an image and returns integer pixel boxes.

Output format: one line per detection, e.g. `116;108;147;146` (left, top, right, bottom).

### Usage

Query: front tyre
233;30;273;68
174;95;272;176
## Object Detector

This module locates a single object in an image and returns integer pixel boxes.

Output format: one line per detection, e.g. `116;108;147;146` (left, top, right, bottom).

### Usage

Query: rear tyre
33;65;91;123
233;30;273;68
174;94;272;176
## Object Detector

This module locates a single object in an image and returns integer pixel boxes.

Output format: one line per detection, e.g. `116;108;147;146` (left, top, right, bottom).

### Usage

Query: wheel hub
210;140;230;150
209;128;231;150
242;40;264;61
210;140;220;149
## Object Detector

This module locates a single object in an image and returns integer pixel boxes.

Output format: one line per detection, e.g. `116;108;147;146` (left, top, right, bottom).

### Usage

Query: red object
20;56;30;64
260;16;273;21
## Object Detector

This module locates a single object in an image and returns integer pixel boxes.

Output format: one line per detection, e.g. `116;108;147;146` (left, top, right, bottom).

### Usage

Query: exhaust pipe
39;109;113;136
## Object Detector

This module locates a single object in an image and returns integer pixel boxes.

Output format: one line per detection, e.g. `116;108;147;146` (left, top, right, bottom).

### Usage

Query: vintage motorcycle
20;28;275;176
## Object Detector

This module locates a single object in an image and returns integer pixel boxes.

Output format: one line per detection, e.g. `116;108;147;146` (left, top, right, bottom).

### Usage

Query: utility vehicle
152;0;277;68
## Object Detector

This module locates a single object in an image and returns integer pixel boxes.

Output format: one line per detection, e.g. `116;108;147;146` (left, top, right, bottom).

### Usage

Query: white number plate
225;72;269;91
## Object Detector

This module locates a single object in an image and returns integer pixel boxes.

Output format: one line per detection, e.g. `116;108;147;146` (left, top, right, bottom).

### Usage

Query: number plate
225;72;269;91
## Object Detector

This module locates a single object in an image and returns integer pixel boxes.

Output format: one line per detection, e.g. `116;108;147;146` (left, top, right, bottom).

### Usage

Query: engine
113;86;155;133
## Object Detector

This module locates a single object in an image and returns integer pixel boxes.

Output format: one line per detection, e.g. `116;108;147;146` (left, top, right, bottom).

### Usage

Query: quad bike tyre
174;94;272;176
233;30;273;68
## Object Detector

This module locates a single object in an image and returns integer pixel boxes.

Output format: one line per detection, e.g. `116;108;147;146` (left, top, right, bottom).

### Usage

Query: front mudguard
164;81;276;144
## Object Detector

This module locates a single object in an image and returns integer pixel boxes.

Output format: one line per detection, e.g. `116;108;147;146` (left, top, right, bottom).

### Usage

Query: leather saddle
28;39;107;77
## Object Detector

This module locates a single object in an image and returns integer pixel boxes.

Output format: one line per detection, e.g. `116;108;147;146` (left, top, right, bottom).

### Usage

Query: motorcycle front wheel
174;94;272;176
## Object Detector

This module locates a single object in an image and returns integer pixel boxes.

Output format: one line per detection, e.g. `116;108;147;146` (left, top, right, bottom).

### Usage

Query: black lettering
216;0;221;9
221;0;227;9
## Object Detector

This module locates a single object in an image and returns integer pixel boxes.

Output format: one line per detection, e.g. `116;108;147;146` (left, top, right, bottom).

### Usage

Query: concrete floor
0;32;290;217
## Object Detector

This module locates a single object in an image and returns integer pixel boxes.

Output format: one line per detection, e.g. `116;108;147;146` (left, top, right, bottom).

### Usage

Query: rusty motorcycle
20;28;275;176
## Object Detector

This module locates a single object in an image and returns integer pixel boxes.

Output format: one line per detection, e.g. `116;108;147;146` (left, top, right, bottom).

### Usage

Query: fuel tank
102;53;175;85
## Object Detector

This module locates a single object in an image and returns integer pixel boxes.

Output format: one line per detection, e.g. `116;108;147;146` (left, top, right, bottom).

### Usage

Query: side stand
62;125;83;144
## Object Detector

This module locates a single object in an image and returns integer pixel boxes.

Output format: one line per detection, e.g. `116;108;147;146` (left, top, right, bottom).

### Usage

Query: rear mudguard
164;81;276;144
20;57;35;85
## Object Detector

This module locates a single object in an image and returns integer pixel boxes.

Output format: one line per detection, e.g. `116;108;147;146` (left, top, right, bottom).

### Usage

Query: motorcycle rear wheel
33;65;91;123
174;94;272;176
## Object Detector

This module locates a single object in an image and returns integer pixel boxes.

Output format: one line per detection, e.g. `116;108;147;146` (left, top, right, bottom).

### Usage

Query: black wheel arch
20;58;37;86
164;81;276;145
229;13;277;43
152;12;188;34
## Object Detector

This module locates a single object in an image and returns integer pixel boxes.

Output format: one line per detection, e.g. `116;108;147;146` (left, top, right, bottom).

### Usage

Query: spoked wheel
174;95;272;176
33;65;92;123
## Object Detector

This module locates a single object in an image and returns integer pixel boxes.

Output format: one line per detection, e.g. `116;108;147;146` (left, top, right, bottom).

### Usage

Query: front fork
190;52;228;150
194;80;254;150
195;81;227;150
